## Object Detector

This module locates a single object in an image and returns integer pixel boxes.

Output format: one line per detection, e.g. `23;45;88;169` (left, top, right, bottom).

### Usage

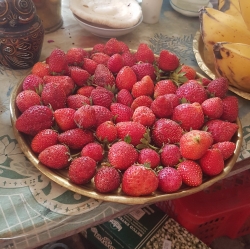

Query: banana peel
218;0;244;20
239;0;250;31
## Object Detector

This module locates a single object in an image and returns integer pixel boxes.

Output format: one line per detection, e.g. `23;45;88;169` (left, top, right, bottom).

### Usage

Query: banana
239;0;250;30
213;42;250;92
218;0;243;19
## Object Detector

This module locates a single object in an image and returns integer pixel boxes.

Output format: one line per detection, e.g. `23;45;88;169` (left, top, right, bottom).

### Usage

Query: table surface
1;0;250;248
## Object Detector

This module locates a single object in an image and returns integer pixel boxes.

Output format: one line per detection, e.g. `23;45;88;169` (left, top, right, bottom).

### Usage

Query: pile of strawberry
14;38;239;197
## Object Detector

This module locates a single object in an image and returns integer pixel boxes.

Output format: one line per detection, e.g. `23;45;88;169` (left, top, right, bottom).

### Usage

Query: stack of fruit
14;38;240;198
200;0;250;93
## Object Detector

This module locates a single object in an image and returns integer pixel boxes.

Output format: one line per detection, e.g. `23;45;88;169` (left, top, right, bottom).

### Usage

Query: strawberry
66;94;90;110
118;41;130;53
200;77;211;86
92;43;105;54
131;75;155;98
158;167;182;193
48;48;68;75
160;144;181;167
41;82;67;110
176;80;208;104
93;64;115;87
54;108;77;131
220;96;238;122
121;51;137;67
132;106;156;127
150;95;173;118
201;97;223;120
153;80;177;98
108;141;138;170
116;121;147;146
205;119;238;143
115;66;137;91
179;130;213;160
16;90;41;112
110;103;133;123
135;43;155;64
212;141;236;160
199;148;224;176
172;102;204;131
107;53;124;73
207;77;228;98
38;144;70;169
164;94;180;109
95;121;117;143
122;164;159;196
103;38;121;56
58;128;94;150
77;85;95;97
131;95;153;110
81;142;104;162
82;58;98;75
31;62;50;78
66;47;88;66
131;62;156;81
92;105;114;127
31;129;58;154
152;119;183;147
90;86;114;109
178;65;196;81
22;74;44;91
116;89;134;107
68;156;96;185
158;50;179;71
94;166;121;193
177;160;203;187
70;66;90;86
74;105;96;129
138;148;160;169
91;52;110;65
15;105;54;136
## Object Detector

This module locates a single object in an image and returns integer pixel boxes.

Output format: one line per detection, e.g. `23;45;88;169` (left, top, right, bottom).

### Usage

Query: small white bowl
73;14;143;38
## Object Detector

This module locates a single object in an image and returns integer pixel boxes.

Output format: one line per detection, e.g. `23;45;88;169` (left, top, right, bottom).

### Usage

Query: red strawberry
150;95;173;118
177;160;203;187
94;166;121;193
205;119;238;143
107;53;124;73
132;106;156;127
81;142;104;162
178;65;196;81
158;167;182;193
93;64;115;87
220;96;238;122
90;86;114;108
48;48;68;75
92;43;105;53
207;77;228;98
131;95;153;110
38;144;70;169
212;141;236;160
121;51;137;67
122;164;159;196
22;74;44;91
31;129;58;154
116;121;147;146
77;85;95;97
70;66;90;86
41;82;67;110
66;47;88;66
135;43;155;64
199;148;224;176
138;148;160;169
116;89;134;107
154;80;177;98
200;77;211;86
82;58;98;75
176;80;208;104
95;121;117;143
131;75;155;98
108;141;138;170
91;52;110;65
115;66;137;91
164;94;180;109
68;156;96;185
54;108;77;131
201;97;223;120
103;38;121;56
58;128;94;150
172;102;204;131
131;62;156;81
15;105;54;136
31;62;50;78
179;130;213;160
160;144;181;167
152;119;183;147
66;94;90;110
118;41;130;53
16;90;41;112
92;105;114;127
110;103;133;123
158;50;179;71
74;105;96;129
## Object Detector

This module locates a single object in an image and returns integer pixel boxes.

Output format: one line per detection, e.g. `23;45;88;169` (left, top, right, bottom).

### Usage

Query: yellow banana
218;0;243;19
213;42;250;92
239;0;250;30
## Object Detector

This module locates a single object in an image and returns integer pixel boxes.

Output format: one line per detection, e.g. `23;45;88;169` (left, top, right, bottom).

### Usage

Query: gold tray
9;56;243;205
193;31;250;100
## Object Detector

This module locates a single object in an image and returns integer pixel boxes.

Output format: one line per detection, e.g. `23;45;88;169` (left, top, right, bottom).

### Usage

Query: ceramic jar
0;0;44;69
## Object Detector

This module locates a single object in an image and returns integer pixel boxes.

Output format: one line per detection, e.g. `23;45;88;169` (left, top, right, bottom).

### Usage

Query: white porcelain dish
73;14;143;38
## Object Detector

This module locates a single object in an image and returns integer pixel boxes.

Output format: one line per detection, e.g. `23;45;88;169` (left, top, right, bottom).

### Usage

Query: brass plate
193;31;250;100
9;51;243;205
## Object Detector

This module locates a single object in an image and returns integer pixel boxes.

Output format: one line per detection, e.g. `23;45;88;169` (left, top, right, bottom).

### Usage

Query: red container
156;170;250;245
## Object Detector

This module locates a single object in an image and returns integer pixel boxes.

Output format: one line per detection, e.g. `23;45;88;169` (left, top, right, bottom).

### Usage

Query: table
1;0;250;248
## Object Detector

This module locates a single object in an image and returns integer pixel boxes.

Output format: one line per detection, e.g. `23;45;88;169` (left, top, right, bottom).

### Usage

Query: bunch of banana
218;0;243;20
239;0;250;31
